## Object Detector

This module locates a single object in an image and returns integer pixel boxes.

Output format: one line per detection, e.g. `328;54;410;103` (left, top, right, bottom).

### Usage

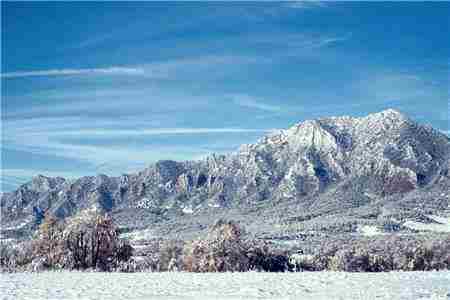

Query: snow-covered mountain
2;109;449;239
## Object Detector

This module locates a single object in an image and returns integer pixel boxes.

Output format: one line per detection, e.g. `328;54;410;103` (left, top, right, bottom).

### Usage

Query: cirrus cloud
0;66;146;79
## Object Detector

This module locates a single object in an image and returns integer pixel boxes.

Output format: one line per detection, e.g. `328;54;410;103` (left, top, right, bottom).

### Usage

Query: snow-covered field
1;271;449;300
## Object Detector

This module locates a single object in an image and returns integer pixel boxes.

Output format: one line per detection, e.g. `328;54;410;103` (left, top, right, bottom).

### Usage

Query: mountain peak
30;174;66;193
286;109;407;133
366;108;409;123
379;108;403;116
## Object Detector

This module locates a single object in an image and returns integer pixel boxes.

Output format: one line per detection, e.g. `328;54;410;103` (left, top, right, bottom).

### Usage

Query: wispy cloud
48;128;271;137
3;85;229;121
72;31;118;50
1;66;145;79
230;94;283;112
1;122;273;191
2;30;351;82
314;34;352;48
146;55;266;76
1;55;261;80
249;32;351;51
355;73;438;104
285;1;328;10
3;116;272;171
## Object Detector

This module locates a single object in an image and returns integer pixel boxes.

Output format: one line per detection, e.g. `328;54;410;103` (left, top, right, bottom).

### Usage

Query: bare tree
33;213;65;268
63;211;133;271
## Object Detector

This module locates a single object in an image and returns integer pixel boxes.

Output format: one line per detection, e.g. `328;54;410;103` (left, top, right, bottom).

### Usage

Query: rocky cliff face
1;109;449;237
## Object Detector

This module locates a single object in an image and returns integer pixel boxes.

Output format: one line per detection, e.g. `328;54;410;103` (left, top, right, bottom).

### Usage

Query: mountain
1;109;449;240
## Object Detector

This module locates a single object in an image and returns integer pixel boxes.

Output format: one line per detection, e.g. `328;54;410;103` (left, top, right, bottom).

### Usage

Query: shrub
328;247;371;272
247;241;289;272
368;253;393;272
183;220;249;272
310;244;339;271
306;234;450;272
0;241;35;272
0;243;16;271
116;240;134;263
158;240;184;271
116;256;156;272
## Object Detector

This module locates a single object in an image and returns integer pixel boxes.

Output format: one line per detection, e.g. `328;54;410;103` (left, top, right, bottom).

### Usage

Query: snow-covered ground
404;215;450;233
119;229;156;241
1;271;449;300
358;225;384;236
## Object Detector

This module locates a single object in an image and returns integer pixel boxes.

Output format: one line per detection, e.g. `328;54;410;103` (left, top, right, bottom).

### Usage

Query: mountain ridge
1;109;449;240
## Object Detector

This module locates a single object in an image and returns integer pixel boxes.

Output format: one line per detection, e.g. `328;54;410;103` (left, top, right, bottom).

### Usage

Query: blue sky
1;2;449;192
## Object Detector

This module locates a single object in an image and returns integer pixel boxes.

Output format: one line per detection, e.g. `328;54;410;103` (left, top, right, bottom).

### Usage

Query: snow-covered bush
183;220;250;272
0;243;15;271
0;241;35;272
389;238;449;271
2;211;134;272
328;248;371;272
309;244;339;271
288;253;315;272
306;234;450;272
